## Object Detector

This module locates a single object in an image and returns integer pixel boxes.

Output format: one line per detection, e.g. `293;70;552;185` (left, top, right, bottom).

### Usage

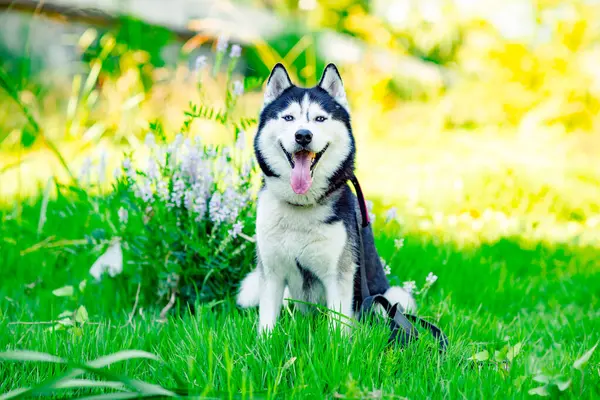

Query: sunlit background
2;0;599;245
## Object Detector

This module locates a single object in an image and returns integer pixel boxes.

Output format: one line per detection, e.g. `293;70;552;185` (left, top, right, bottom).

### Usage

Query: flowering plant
88;39;259;310
110;128;257;307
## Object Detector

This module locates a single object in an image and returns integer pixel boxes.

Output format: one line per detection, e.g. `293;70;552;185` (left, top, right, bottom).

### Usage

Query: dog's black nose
295;129;313;146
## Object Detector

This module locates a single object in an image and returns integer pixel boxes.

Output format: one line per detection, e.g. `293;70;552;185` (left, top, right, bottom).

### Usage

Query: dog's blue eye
315;116;327;122
282;115;294;122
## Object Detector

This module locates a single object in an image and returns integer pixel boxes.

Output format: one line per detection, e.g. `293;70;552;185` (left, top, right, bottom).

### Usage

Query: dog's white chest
256;190;347;280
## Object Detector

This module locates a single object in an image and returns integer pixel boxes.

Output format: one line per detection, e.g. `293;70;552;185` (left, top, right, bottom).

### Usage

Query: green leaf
0;387;30;400
45;323;65;332
528;386;550;397
52;286;74;297
513;376;526;389
0;350;65;363
76;393;146;400
86;350;161;369
52;379;126;390
57;310;74;319
555;379;571;392
75;306;89;324
533;375;550;384
58;318;74;327
494;346;507;362
20;128;37;148
574;343;598;370
507;342;523;362
469;350;489;362
79;280;88;293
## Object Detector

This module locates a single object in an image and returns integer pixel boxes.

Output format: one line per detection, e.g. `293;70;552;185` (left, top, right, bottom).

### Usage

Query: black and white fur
237;63;415;333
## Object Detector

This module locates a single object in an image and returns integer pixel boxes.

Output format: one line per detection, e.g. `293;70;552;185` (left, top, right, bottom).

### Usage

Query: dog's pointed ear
264;63;293;104
318;63;349;109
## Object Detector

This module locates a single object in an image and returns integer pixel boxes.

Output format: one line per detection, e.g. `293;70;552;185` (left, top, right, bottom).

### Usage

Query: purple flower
235;130;246;150
230;44;241;58
145;132;156;148
385;207;397;223
170;176;185;207
194;55;207;71
229;221;244;238
118;207;128;224
216;35;229;53
157;181;169;202
135;179;153;203
146;157;159;181
232;80;244;96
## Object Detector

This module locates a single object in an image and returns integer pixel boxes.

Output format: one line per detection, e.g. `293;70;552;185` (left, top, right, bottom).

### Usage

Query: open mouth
279;142;329;195
279;142;329;173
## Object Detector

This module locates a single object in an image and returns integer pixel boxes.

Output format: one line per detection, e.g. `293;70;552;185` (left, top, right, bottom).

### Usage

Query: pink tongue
290;152;313;194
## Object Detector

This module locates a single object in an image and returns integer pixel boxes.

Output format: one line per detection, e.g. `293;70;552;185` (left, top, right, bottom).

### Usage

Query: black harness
349;175;449;353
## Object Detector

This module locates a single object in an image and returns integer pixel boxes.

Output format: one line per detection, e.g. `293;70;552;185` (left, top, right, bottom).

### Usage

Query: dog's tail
382;286;417;313
236;269;261;308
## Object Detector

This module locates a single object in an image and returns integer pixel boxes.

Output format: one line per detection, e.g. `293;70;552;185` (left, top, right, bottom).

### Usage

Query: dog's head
254;63;355;205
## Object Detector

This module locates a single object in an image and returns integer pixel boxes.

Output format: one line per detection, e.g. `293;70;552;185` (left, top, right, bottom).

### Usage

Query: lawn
1;3;600;395
1;159;599;398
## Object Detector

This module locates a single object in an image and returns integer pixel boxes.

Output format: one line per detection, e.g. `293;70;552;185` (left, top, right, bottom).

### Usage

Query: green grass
1;192;599;399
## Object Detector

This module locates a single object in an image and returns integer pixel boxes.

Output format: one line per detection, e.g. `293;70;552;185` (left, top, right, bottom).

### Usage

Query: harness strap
349;174;448;353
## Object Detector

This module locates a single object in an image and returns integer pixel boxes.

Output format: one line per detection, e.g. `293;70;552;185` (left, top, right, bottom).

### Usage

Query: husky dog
237;63;415;333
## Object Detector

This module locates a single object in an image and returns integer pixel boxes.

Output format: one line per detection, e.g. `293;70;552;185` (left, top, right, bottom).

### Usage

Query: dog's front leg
324;274;354;334
258;275;285;335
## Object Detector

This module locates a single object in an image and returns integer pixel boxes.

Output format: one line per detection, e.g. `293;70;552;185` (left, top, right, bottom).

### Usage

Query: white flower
380;257;391;275
174;133;184;147
122;157;136;179
146;157;159;181
385;207;397;223
98;151;107;183
170;176;185;207
135;179;154;203
235;130;246;150
229;221;244;238
157;180;169;202
369;212;376;223
394;238;405;249
366;200;374;212
89;241;123;281
193;197;207;221
241;161;252;177
230;44;241;58
209;192;224;224
232;80;244;96
425;272;438;285
216;35;229;53
118;207;128;224
145;132;156;148
402;280;417;294
79;157;92;183
194;55;207;71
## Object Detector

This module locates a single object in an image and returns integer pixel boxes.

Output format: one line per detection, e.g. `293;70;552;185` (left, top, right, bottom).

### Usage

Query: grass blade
76;393;143;400
86;350;161;369
52;379;126;390
0;388;29;400
0;350;66;363
574;343;598;370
